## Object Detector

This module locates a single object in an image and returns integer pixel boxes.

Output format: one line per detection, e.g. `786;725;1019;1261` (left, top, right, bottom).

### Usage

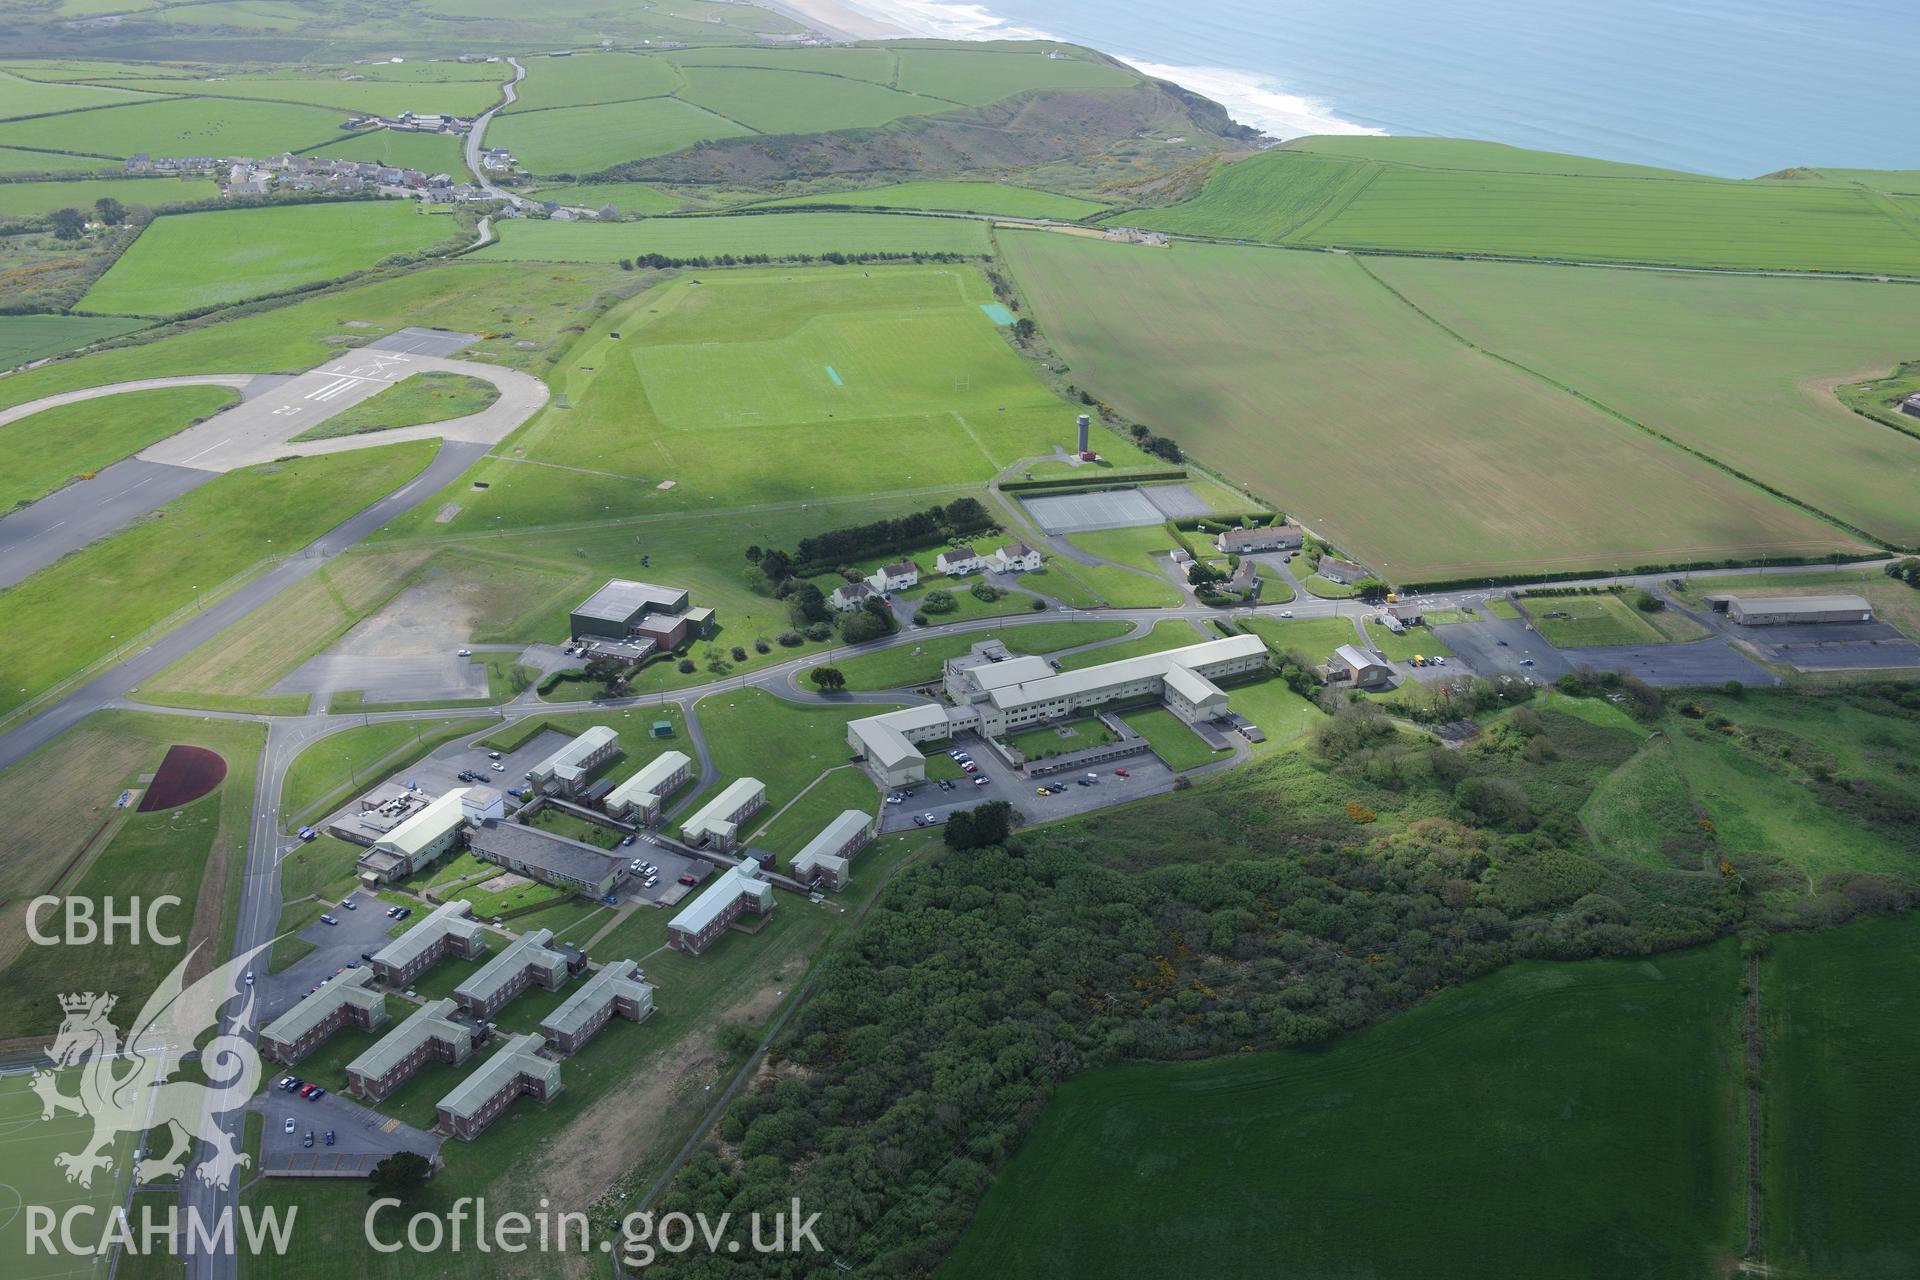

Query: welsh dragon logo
32;943;268;1190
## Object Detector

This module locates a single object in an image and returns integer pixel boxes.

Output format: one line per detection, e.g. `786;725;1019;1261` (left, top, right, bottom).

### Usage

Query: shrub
922;589;957;615
969;581;1001;603
777;630;804;647
730;645;748;662
676;658;695;674
754;638;771;654
1029;596;1048;611
805;622;834;642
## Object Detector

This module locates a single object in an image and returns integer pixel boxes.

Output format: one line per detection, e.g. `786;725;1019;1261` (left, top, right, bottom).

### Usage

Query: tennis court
1020;487;1165;533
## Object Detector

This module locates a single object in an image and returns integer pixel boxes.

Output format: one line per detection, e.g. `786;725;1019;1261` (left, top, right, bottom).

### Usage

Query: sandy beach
757;0;908;40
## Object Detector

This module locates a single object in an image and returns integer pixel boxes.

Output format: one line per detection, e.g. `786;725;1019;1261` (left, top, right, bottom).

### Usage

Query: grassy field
473;211;990;261
693;689;891;844
1118;705;1221;770
1240;615;1360;664
525;181;683;214
80;203;458;317
304;127;467;174
489;97;751;175
106;71;501;117
1054;618;1206;671
1;382;236;510
0;440;436;719
0;145;118;175
1521;593;1667;647
0;65;157;115
1360;618;1455;661
893;46;1134;103
1764;913;1920;1278
1000;232;1860;581
0;175;217;217
941;941;1745;1278
675;65;950;134
0;95;346;160
501;48;684;112
831;620;1132;689
758;179;1108;220
292;370;498;442
1126;138;1920;274
0;312;144;368
1005;718;1121;761
0;1070;135;1280
0;711;264;1041
281;717;479;824
1370;256;1920;549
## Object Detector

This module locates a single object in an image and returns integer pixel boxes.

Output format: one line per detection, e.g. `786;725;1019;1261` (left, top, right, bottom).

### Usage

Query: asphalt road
463;58;530;208
0;458;212;589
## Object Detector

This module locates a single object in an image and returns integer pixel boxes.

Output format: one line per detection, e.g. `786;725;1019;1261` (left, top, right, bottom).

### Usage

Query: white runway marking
181;437;233;464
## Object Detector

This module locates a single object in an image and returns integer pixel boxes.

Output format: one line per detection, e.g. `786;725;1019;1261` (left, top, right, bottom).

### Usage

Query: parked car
621;834;636;846
277;1077;295;1091
1280;610;1294;619
318;914;339;926
297;827;316;841
601;894;618;905
1036;787;1049;796
973;776;990;786
303;1132;314;1149
309;1087;326;1100
456;648;472;657
284;1118;295;1134
679;873;698;886
489;762;506;772
324;1130;336;1146
1520;657;1536;666
912;815;928;827
340;898;356;910
488;751;503;760
644;876;658;888
393;907;411;921
298;1084;318;1099
923;813;937;824
1115;768;1130;778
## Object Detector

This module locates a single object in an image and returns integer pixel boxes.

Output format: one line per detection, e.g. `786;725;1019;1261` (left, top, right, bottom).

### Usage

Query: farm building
260;968;386;1065
355;787;501;883
603;750;692;823
1712;594;1874;626
369;900;488;987
791;809;873;891
570;579;687;639
866;560;920;593
1317;558;1366;585
1215;524;1302;554
850;636;1268;783
937;545;985;575
540;959;654;1053
453;928;572;1020
1901;392;1920;420
680;778;767;852
435;1033;562;1141
1326;644;1393;688
988;542;1043;572
667;863;775;955
465;819;625;898
830;581;877;612
346;998;472;1101
527;726;619;797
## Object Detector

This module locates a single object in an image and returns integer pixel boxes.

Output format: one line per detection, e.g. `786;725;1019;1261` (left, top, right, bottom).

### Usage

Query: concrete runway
0;457;210;589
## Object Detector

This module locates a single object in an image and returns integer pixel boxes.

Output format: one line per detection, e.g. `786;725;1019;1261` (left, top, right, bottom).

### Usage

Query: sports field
1521;593;1667;647
474;211;989;261
1125;138;1920;275
942;942;1744;1278
1000;232;1858;581
79;202;457;317
1369;256;1920;548
759;179;1108;220
0;1070;134;1280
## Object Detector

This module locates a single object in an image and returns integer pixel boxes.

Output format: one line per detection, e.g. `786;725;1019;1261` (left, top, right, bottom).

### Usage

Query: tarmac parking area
876;731;1175;832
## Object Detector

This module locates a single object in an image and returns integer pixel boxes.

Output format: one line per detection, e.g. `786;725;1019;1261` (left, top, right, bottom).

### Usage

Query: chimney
1076;413;1090;454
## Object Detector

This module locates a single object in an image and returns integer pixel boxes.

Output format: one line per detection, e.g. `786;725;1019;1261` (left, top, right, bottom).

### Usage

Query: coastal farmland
1369;256;1920;548
79;202;458;316
472;212;990;261
0;175;217;217
0;313;145;368
0;95;346;162
488;97;752;175
758;179;1109;220
943;943;1744;1278
1126;139;1920;275
1000;232;1858;581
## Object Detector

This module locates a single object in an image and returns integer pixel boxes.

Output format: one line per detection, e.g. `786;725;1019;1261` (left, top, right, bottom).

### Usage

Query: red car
678;873;698;886
1114;768;1130;778
298;1084;319;1099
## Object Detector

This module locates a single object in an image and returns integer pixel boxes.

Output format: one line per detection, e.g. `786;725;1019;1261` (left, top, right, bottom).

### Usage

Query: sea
844;0;1919;178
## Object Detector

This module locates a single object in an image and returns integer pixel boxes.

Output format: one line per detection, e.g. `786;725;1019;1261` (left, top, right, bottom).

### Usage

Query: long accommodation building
790;809;872;891
667;863;774;955
604;750;692;823
369;900;488;987
539;959;653;1053
259;968;386;1065
345;998;472;1101
527;726;619;797
466;819;625;898
679;778;766;852
453;928;571;1020
848;636;1268;784
355;787;503;883
435;1032;562;1140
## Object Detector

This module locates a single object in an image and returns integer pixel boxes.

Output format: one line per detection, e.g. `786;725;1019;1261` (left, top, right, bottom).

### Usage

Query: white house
864;560;919;594
936;545;985;576
988;542;1042;573
829;581;877;612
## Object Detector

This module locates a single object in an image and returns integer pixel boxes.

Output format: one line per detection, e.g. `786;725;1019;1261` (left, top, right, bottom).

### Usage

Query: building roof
1727;593;1872;615
1320;557;1365;580
682;778;765;838
792;809;870;875
455;928;568;1006
962;654;1055;694
261;967;381;1045
540;959;652;1039
983;635;1267;714
848;703;954;770
348;998;469;1080
1332;644;1385;672
832;581;875;603
574;579;688;624
997;542;1035;558
1164;664;1224;707
669;863;773;936
371;901;485;973
532;726;618;783
939;545;979;562
436;1033;558;1120
467;820;624;888
881;560;917;577
605;751;691;812
374;788;469;858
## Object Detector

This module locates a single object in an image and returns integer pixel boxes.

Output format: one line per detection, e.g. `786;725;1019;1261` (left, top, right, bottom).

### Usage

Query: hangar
1712;594;1873;626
